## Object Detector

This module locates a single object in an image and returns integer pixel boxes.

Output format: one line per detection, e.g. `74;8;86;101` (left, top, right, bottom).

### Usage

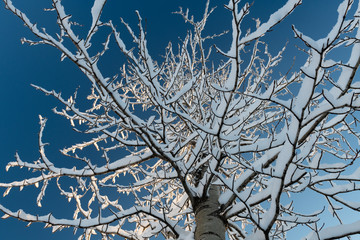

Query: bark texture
194;185;226;240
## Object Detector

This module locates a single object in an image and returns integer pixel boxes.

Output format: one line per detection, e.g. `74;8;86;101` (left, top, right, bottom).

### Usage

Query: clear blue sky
0;0;354;239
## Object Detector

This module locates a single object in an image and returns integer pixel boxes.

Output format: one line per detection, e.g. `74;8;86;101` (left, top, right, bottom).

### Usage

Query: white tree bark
194;185;225;240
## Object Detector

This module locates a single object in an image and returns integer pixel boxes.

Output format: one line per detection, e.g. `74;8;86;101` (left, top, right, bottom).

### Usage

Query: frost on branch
2;0;360;239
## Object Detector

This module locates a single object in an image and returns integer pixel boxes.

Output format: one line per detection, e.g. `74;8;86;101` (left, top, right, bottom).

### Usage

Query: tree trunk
194;185;226;240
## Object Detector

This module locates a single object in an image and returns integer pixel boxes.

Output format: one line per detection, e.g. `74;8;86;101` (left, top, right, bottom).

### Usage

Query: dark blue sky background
0;0;354;239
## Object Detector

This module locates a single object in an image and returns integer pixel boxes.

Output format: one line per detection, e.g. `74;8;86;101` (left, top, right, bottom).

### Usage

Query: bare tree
2;0;360;239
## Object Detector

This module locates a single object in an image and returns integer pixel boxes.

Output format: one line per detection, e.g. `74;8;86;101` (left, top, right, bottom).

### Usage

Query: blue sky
0;0;356;239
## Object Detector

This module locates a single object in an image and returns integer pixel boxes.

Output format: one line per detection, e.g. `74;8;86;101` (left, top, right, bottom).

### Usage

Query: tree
2;0;360;239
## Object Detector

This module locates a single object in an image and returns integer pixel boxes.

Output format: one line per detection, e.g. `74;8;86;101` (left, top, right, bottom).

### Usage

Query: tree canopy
2;0;360;239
